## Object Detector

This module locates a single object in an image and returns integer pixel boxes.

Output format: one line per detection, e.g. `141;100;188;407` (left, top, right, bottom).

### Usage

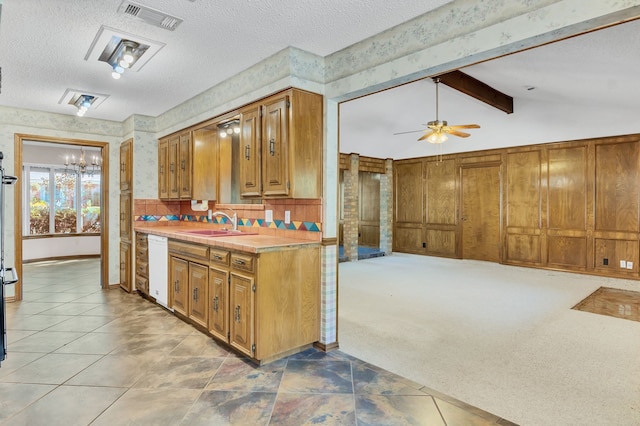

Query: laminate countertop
134;225;320;254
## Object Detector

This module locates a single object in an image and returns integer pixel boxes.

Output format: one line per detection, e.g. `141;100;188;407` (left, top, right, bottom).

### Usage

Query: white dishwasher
147;235;170;310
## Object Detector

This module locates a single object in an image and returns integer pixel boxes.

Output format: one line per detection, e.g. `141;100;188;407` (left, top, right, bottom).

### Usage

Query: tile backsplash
134;199;322;241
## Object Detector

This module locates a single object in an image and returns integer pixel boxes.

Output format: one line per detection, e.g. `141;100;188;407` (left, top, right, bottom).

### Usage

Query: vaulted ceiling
340;18;640;159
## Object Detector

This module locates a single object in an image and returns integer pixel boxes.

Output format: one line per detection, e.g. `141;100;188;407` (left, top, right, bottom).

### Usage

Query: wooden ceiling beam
437;70;514;114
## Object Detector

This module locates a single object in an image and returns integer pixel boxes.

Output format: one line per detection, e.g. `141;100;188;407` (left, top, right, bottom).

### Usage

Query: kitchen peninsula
134;224;320;364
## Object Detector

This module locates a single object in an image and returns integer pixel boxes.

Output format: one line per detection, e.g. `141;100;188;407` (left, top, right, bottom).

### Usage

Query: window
25;165;101;235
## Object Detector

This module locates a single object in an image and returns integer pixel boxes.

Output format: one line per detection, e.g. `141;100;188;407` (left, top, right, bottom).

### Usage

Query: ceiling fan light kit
398;76;481;144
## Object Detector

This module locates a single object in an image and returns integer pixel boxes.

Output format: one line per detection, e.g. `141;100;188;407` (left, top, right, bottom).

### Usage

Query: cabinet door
169;256;189;316
179;132;192;199
208;267;229;342
120;139;133;191
239;106;261;197
120;241;132;292
189;262;208;328
168;135;180;198
262;96;289;197
119;192;131;241
229;273;254;357
158;139;169;199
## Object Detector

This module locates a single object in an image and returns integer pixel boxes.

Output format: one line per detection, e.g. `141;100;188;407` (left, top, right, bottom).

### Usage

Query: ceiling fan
395;77;480;143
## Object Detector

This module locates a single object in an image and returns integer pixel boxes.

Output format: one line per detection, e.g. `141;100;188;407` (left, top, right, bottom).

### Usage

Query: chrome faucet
212;208;237;231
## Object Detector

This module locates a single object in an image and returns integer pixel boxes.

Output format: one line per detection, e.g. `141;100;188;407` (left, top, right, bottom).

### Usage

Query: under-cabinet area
136;229;320;363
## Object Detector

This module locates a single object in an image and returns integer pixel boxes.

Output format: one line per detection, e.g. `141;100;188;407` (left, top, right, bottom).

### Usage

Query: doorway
14;135;109;301
460;164;501;262
358;171;380;248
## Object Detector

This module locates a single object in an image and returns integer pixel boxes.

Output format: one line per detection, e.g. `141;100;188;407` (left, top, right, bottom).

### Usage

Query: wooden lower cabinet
229;272;255;357
208;266;229;342
188;262;209;328
169;239;319;363
206;244;320;362
120;241;132;292
135;233;149;296
169;256;189;317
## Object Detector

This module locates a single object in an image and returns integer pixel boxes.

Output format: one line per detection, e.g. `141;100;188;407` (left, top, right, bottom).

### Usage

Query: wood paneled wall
393;133;640;279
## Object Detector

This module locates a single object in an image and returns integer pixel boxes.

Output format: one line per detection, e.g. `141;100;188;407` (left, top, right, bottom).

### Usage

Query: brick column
379;158;393;255
343;154;359;261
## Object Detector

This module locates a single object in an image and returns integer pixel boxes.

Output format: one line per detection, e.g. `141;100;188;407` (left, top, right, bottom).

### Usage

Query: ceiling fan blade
417;131;435;141
447;130;471;138
393;129;424;135
448;124;480;129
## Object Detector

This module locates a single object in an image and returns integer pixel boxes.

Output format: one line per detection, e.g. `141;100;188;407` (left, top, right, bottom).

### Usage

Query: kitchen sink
177;229;256;237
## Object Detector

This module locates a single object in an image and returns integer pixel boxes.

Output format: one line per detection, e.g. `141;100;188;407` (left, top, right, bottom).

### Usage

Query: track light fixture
108;40;142;80
74;95;95;117
217;120;241;138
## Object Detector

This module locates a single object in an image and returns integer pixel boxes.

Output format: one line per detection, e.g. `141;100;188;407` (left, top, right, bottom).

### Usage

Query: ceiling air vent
118;1;183;31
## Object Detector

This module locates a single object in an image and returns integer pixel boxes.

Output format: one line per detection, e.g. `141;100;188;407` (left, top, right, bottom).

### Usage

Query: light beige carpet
338;253;640;426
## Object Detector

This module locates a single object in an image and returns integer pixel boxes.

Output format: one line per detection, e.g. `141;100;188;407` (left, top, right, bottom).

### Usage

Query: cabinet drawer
230;253;255;274
169;240;209;261
209;248;230;266
136;233;148;247
136;246;148;259
135;275;148;293
136;261;148;277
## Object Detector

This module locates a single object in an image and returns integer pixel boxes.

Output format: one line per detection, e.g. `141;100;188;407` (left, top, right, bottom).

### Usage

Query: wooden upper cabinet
178;132;192;199
239;105;262;197
191;128;218;201
239;88;322;199
262;95;289;196
158;138;169;199
159;130;217;200
120;139;133;191
167;135;180;199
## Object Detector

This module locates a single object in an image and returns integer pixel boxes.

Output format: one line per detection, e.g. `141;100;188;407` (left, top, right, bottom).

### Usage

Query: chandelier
64;148;101;176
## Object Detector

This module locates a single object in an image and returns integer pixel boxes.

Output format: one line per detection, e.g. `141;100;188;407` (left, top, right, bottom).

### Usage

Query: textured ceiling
2;1;638;161
0;0;451;121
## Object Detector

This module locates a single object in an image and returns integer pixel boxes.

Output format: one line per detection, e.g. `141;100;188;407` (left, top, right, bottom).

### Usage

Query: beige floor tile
65;353;151;387
91;388;201;426
0;353;102;385
4;385;126;426
133;356;223;389
0;352;44;379
8;331;86;353
0;382;56;422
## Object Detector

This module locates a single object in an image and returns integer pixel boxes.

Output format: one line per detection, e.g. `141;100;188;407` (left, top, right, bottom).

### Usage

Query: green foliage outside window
28;167;101;235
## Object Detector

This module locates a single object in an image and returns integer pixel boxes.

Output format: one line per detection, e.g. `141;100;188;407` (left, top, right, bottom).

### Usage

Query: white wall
23;236;100;261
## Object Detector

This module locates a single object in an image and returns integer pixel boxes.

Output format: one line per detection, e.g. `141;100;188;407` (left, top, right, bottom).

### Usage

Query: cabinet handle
244;145;250;160
213;254;222;261
193;287;198;301
174;280;179;292
213;296;219;312
181;159;185;170
269;138;275;156
235;305;241;322
233;258;246;266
